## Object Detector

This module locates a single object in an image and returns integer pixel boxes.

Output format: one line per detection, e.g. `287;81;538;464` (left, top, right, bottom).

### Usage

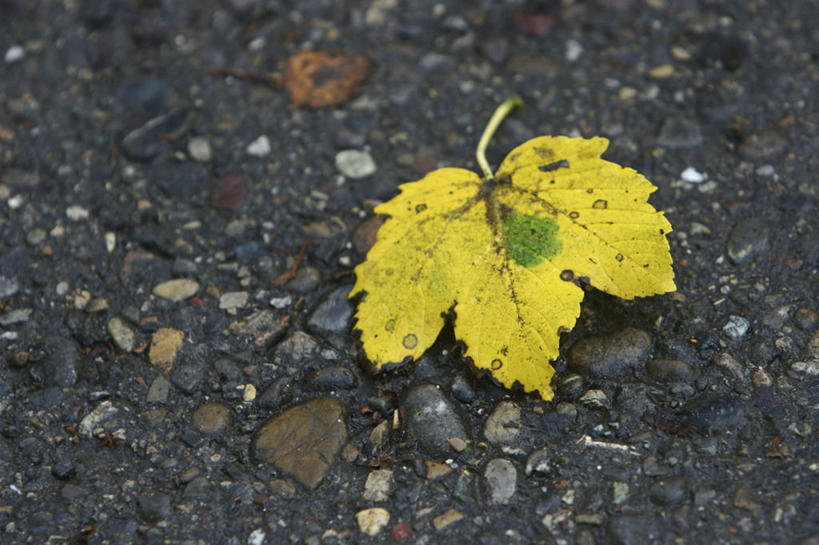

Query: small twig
274;239;311;286
209;67;280;85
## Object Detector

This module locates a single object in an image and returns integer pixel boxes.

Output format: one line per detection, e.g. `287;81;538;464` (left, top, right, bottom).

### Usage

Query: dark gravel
1;0;817;544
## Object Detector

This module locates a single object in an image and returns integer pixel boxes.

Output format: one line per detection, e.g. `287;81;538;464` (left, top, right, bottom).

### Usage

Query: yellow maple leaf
350;97;675;400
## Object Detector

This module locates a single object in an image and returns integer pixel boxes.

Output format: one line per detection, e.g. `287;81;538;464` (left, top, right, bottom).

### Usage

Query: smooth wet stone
525;448;552;477
726;218;770;265
484;458;517;504
608;515;661;545
568;328;652;378
308;365;357;390
646;359;697;382
252;398;348;489
483;401;521;445
192;402;231;434
307;286;354;336
401;384;470;457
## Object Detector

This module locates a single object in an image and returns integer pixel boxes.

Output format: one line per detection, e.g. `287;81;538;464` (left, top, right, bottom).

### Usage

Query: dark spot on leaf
538;159;570;172
592;199;608;209
402;334;418;349
491;359;503;370
415;203;427;213
569;211;580;219
385;319;395;332
586;188;594;194
615;253;624;262
560;270;574;281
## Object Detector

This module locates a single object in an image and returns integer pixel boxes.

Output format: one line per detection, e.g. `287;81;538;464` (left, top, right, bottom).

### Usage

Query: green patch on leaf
503;212;561;267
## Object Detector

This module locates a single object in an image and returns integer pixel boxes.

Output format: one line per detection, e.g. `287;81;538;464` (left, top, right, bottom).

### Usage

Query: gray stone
726;218;770;265
483;400;521;445
135;492;172;522
41;338;80;387
0;308;31;325
252;398;348;489
568;328;652;378
307;286;354;336
0;276;18;299
273;331;320;364
681;394;746;434
146;375;171;403
402;384;470;457
484;458;517;504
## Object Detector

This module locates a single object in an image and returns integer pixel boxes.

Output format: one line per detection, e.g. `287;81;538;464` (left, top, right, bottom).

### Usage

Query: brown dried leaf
284;51;372;108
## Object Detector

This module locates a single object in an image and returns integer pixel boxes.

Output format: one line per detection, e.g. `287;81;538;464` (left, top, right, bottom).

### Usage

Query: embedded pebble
726;218;770;265
402;384;470;457
107;317;135;352
252;398;348;489
187;137;212;162
525;447;552;477
578;389;610;411
433;509;463;530
483;400;521;445
568;328;652;378
556;373;585;399
450;375;476;403
146;375;171;403
681;394;746;434
791;360;819;377
355;507;390;536
192;402;232;434
608;514;661;545
723;315;750;340
219;291;248;310
308;365;356;390
0;277;18;299
351;216;384;255
247;135;271;156
0;308;31;325
306;286;354;336
153;278;199;301
229;310;289;347
149;328;185;373
646;359;697;382
363;469;393;502
335;149;376;178
40;338;80;387
484;458;517;504
658;117;703;148
135;492;171;523
649;476;688;506
78;401;119;438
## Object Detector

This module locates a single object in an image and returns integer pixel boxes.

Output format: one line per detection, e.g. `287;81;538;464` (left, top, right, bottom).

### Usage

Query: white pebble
247;135;271;157
4;45;24;63
565;39;583;62
335;150;376;178
188;137;212;162
247;528;265;545
681;167;706;183
66;205;89;221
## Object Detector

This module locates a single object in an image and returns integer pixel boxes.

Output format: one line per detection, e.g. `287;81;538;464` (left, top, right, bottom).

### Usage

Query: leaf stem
476;95;523;180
